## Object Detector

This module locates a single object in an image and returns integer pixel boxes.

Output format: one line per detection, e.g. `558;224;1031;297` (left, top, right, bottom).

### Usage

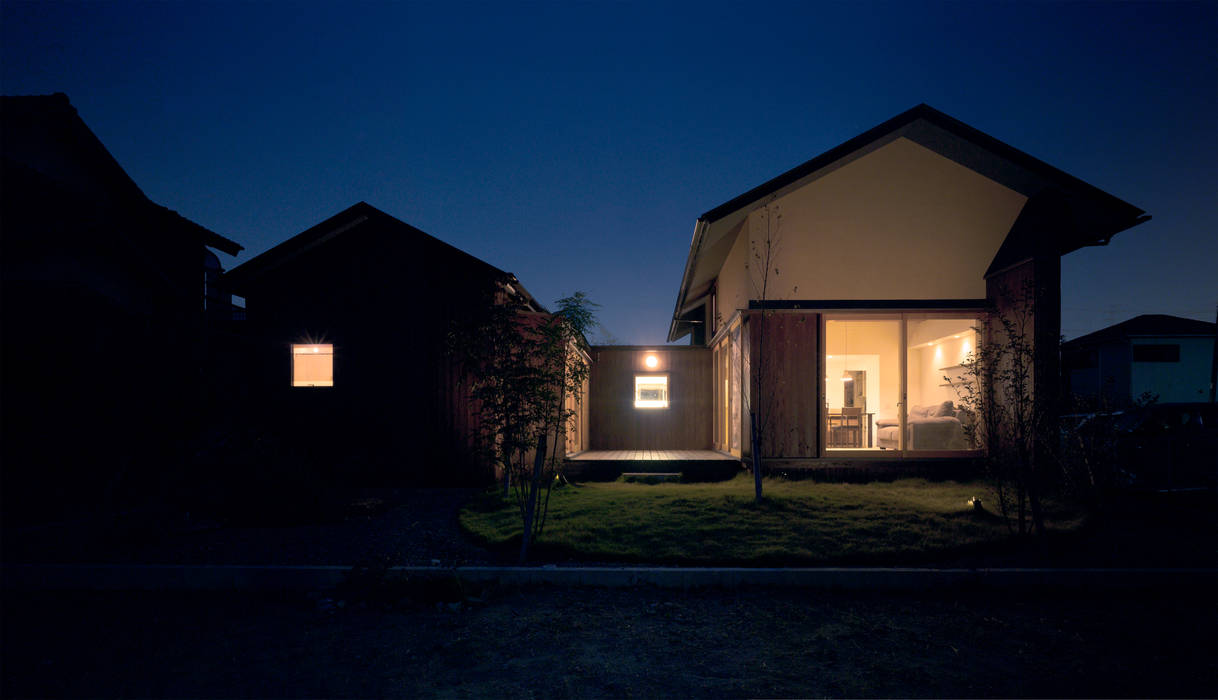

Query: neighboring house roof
224;201;542;310
0;92;242;256
669;104;1151;342
1064;314;1217;349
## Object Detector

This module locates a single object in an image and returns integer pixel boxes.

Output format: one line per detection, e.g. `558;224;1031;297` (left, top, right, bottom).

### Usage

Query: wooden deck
564;450;741;482
567;450;737;462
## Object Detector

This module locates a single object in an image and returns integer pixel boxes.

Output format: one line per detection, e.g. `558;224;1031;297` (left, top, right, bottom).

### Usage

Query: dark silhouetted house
222;202;577;486
1;93;243;523
1063;314;1217;407
589;104;1148;472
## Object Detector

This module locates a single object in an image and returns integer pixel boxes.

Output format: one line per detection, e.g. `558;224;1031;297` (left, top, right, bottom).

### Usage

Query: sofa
875;401;971;450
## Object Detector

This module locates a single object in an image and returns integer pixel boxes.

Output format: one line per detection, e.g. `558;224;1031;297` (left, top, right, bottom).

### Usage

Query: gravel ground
3;586;1215;698
3;489;499;566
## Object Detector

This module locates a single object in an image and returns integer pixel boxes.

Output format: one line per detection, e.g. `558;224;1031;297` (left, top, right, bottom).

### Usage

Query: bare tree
745;200;791;503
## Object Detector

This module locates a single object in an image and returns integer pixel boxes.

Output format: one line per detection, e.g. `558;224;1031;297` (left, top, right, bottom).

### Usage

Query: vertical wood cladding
748;311;821;458
589;347;712;450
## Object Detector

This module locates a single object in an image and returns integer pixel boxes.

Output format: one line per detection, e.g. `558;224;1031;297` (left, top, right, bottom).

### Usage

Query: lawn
459;475;1084;566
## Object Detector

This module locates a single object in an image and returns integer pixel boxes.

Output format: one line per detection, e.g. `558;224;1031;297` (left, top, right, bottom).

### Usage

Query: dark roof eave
152;205;243;256
1064;313;1217;347
225;201;510;292
667;219;709;343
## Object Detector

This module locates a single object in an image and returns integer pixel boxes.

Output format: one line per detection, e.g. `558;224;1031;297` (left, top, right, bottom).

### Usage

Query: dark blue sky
4;1;1214;343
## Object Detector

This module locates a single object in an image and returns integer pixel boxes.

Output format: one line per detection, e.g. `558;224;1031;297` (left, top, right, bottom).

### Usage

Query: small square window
634;375;668;409
1132;344;1180;363
292;344;333;387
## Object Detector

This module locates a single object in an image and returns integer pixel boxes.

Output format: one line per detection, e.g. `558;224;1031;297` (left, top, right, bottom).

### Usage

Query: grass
459;474;1085;566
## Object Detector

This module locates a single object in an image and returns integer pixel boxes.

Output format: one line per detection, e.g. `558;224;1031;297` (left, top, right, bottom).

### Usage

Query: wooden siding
588;346;712;450
564;349;591;455
748;311;821;459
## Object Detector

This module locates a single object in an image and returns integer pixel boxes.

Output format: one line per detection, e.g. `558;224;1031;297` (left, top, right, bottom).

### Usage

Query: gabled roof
224;201;542;310
0;93;242;256
1064;314;1217;348
668;104;1150;342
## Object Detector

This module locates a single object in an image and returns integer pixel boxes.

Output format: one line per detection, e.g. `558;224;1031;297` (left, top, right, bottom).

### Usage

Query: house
0;93;243;522
222;202;584;486
1063;314;1217;408
595;104;1149;471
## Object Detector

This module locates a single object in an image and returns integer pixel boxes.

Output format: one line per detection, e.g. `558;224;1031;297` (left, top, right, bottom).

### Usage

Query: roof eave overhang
668;103;1152;342
156;206;243;256
667;218;710;343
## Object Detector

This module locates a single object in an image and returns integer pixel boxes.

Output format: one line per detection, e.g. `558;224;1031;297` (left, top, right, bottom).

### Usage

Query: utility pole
1209;304;1216;403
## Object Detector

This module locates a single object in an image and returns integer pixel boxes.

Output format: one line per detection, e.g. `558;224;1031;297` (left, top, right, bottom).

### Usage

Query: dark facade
1063;314;1217;408
1;94;243;523
223;202;540;486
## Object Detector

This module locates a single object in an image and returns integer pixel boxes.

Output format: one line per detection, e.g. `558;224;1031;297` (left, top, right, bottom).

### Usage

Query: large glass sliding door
904;315;979;453
825;313;981;456
824;318;900;451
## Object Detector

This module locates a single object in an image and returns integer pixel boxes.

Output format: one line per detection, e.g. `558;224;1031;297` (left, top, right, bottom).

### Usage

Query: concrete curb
4;564;1215;592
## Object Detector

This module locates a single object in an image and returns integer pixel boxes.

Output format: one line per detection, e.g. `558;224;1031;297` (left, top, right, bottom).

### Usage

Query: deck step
563;459;742;483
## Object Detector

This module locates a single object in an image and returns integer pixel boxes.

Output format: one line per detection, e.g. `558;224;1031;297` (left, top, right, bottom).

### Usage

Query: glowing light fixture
644;354;659;369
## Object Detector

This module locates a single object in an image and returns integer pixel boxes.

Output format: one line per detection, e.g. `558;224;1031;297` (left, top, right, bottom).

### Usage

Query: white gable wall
716;221;751;326
724;137;1028;304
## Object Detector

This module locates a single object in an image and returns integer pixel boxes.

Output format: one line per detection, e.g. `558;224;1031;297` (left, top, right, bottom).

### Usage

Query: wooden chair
832;406;864;448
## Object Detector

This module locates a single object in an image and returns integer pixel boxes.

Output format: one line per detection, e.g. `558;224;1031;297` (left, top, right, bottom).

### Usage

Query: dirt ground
4;585;1215;698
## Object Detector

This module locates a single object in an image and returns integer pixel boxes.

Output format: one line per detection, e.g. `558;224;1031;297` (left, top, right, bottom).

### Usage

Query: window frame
291;343;334;387
633;373;670;409
1132;343;1180;363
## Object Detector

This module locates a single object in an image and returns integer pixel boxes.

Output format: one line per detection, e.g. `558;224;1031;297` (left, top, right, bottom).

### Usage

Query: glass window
1132;344;1180;362
824;314;982;453
292;344;333;387
825;318;900;450
634;375;668;409
905;316;979;451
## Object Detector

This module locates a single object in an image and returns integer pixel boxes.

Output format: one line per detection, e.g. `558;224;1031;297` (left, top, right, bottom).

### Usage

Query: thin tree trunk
1017;485;1027;537
518;432;548;564
500;432;512;498
750;410;763;503
1027;452;1046;538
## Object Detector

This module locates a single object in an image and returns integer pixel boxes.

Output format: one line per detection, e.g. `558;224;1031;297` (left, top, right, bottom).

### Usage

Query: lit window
634;375;668;409
292;344;333;387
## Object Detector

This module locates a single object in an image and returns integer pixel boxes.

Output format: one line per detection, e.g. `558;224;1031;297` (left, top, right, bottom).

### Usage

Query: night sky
3;1;1214;344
